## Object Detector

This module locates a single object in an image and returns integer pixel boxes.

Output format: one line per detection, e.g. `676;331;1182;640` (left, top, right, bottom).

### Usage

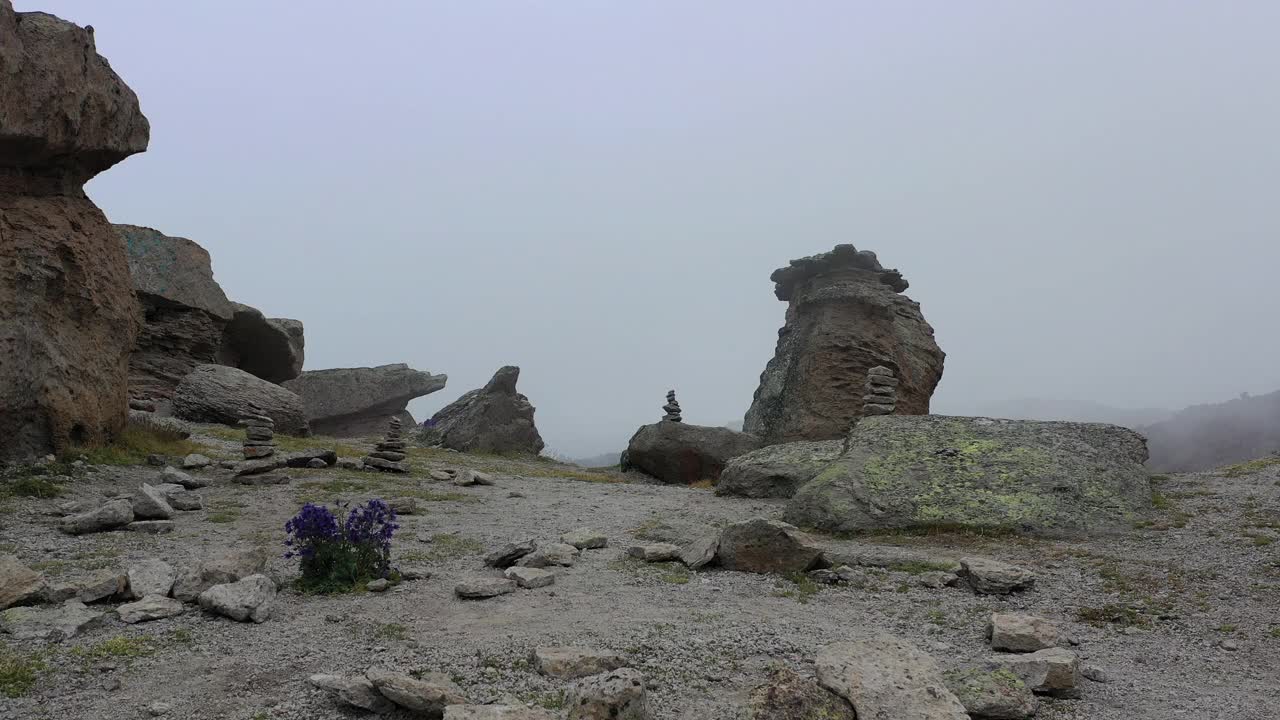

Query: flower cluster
283;499;399;592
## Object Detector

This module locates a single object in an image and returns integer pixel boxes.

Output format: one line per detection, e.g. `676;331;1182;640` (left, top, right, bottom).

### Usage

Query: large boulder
173;364;308;435
785;415;1153;536
743;245;945;445
283;363;446;437
623;421;761;485
119;225;304;400
422;366;543;454
0;2;149;462
717;518;823;575
716;440;844;498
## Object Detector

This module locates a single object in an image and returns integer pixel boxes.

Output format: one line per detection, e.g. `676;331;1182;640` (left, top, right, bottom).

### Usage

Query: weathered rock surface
747;666;856;720
943;664;1038;719
310;673;396;714
716;440;844;498
423;366;543;454
197;574;275;622
534;647;627;680
366;667;465;715
60;499;134;535
0;1;148;462
992;648;1080;696
283;363;446;437
566;668;650;720
743;244;945;445
962;557;1036;595
0;556;46;610
454;578;517;599
561;528;608;549
679;534;720;570
0;600;104;642
131;483;174;520
623;421;761;485
117;595;185;624
504;566;555;589
815;634;968;720
172;364;308;435
625;544;682;563
988;613;1062;652
127;559;176;599
484;540;537;568
716;518;822;575
785;415;1154;535
78;572;127;603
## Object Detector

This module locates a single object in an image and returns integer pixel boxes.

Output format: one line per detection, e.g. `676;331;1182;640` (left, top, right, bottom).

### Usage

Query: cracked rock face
0;1;149;462
743;244;945;445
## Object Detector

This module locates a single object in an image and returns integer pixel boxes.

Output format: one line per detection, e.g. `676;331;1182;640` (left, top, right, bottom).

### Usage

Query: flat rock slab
626;543;682;563
363;456;409;473
747;666;856;720
989;613;1062;652
716;518;822;575
534;647;627;680
484;540;537;568
366;668;465;713
310;673;396;714
182;453;212;469
816;634;968;720
117;595;185;624
0;601;104;642
561;528;608;549
78;572;127;603
60;499;134;535
162;467;208;489
517;543;579;568
504;566;555;589
454;578;517;599
235;459;286;478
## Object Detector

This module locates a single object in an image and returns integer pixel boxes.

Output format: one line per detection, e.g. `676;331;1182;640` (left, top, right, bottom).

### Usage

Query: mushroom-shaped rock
283;363;446;437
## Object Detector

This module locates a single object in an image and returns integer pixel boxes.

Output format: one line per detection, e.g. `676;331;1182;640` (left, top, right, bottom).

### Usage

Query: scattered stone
389;497;418;515
366;579;390;593
1081;664;1111;683
1220;638;1240;651
0;556;46;610
128;520;175;534
145;701;173;717
453;469;492;486
60;499;135;535
41;583;79;604
943;663;1038;720
815;634;968;720
534;647;627;680
443;706;555;720
307;458;327;468
626;544;682;563
78;572;127;603
166;492;204;511
162;466;208;489
400;566;431;581
337;458;360;470
505;566;555;589
992;648;1080;696
367;667;466;714
117;595;185;624
198;574;276;623
132;484;175;520
310;673;397;714
988;613;1062;652
918;571;959;589
127;559;176;599
234;466;289;483
679;533;720;570
484;540;537;568
747;666;856;720
518;543;580;568
0;601;105;642
181;453;212;469
716;518;822;575
961;558;1036;595
454;578;517;600
56;498;100;516
430;470;454;481
562;528;608;549
566;668;650;720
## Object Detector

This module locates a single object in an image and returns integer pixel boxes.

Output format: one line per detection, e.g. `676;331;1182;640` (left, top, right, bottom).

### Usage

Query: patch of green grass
1221;456;1280;478
1151;492;1173;510
0;475;65;499
401;534;484;562
657;563;690;584
1243;531;1275;547
522;466;621;484
774;572;822;604
372;623;409;641
926;609;947;625
1215;624;1238;634
0;648;45;698
206;510;241;523
71;636;157;661
1268;627;1280;639
1076;604;1147;627
1148;474;1171;483
69;427;207;466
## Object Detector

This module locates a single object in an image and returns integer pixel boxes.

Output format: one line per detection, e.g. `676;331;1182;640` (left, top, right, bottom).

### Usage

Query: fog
27;1;1280;457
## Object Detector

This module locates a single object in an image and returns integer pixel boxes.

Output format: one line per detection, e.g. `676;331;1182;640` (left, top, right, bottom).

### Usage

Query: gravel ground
1;429;1278;720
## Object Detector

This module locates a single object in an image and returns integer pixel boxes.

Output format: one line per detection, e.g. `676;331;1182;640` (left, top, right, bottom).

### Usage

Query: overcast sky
28;1;1280;457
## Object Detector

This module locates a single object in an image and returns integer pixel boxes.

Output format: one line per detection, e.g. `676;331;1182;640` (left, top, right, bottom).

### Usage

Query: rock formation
283;364;447;437
662;390;682;422
363;416;409;473
423;366;544;454
743;244;945;445
785;415;1154;535
119;224;304;403
0;2;149;462
172;364;308;435
622;422;761;485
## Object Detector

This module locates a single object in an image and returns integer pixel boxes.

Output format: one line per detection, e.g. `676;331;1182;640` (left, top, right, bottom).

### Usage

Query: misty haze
2;2;1279;719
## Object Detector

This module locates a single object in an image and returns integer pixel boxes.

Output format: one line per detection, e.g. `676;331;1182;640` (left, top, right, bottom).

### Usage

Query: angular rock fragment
534;647;627;680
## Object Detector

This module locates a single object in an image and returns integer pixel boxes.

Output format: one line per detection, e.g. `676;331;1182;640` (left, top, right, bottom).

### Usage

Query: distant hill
569;451;621;469
973;398;1173;429
1140;389;1280;472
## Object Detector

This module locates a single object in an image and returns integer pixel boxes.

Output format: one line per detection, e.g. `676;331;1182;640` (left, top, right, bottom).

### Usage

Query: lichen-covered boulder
0;1;149;462
785;415;1153;536
422;366;542;454
624;421;761;485
716;440;844;498
747;666;856;720
744;245;945;445
173;364;308;435
284;363;446;437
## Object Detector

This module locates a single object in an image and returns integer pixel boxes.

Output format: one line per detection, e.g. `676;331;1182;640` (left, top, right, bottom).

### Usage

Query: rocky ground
1;426;1278;720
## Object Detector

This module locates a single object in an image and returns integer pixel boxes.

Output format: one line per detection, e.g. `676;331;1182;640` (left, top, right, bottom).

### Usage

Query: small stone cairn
363;417;409;473
241;403;276;459
862;366;898;416
662;390;683;423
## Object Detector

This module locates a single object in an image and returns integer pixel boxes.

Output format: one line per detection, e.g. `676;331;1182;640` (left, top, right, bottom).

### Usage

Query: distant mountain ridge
1140;389;1280;472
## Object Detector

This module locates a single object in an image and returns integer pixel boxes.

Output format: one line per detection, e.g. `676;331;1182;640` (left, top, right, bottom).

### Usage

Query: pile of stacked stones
862;366;897;416
363;417;408;473
241;403;277;459
662;390;683;422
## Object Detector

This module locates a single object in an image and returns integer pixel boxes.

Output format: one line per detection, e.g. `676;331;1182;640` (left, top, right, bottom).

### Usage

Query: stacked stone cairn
363;417;409;473
662;390;683;422
241;403;277;459
862;366;898;416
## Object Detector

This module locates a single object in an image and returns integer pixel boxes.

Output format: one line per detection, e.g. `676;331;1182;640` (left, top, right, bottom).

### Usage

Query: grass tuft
1221;456;1280;478
68;427;206;466
0;648;45;698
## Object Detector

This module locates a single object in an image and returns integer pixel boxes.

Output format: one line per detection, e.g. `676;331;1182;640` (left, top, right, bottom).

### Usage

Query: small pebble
367;579;390;592
147;702;172;717
102;677;121;691
1220;639;1240;651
